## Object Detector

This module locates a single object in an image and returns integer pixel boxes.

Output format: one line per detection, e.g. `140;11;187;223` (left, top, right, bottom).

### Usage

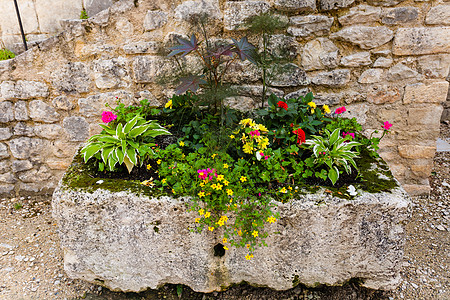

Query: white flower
96;180;104;184
256;151;262;161
347;185;357;196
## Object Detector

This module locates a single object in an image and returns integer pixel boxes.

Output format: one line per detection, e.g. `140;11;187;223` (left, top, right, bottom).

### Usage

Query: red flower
292;128;306;145
277;101;288;111
335;106;346;114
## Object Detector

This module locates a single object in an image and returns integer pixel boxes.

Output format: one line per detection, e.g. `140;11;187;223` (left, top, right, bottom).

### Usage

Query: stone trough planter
52;154;410;293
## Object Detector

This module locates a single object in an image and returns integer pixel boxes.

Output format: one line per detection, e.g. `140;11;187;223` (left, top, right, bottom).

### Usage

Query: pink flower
335;106;346;114
101;111;117;123
382;121;393;130
342;132;355;139
250;130;261;137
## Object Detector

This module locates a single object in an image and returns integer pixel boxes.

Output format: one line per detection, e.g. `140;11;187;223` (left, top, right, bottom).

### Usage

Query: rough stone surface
425;5;450;25
51;63;91;94
398;145;436;159
0;173;17;184
338;5;381;25
403;82;450;104
0;143;9;159
319;0;355;11
367;85;402;104
29;100;60;123
34;125;63;140
366;0;406;6
8;138;44;160
331;26;394;49
312;69;351;87
132;56;176;84
270;0;316;11
0;102;14;123
14;101;29;121
12;160;33;173
393;27;450;56
382;7;418;24
301;38;339;71
222;61;260;84
13;123;35;137
0;81;49;100
340;52;372;67
0;160;10;173
143;10;168;31
0;128;12;141
63;117;90;142
408;105;443;127
373;57;393;68
52;96;75;111
387;63;419;81
78;91;134;118
122;41;160;55
92;57;130;89
417;54;450;79
84;0;113;17
19;166;52;183
224;1;270;31
53;172;410;293
269;63;309;87
288;15;333;39
358;68;384;84
264;34;299;60
174;0;222;22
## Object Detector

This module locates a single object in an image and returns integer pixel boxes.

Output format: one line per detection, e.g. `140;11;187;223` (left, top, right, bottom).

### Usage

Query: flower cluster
335;106;346;114
101;111;117;123
238;118;269;155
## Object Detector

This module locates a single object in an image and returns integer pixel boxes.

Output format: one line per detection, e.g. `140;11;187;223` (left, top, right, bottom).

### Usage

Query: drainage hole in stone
173;208;178;211
214;243;226;257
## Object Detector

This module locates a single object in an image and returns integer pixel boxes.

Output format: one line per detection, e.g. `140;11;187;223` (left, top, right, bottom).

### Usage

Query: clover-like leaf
168;34;199;57
231;37;257;65
176;75;207;95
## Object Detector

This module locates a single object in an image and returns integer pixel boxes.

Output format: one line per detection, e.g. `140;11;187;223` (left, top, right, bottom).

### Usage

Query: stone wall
0;0;116;53
0;0;449;196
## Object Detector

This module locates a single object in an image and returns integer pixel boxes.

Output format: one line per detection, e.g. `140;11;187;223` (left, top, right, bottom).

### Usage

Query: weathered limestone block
264;34;299;60
34;0;83;33
12;160;33;173
425;5;450;25
46;158;72;170
84;0;113;17
0;80;49;100
408;105;443;127
78;91;134;118
224;1;270;31
0;102;14;123
367;85;402;104
301;38;339;71
381;7;418;24
0;161;10;173
222;61;261;84
51;62;91;94
403;82;449;104
398;145;436;159
29;100;60;123
53;159;410;293
417;54;450;79
52;96;75;111
0;143;9;159
14;101;29;121
319;0;355;11
285;88;310;99
338;5;381;25
19;166;52;183
174;0;222;22
143;10;168;31
231;85;284;98
0;184;14;195
340;52;372;67
339;103;369;124
8;137;44;159
0;0;39;35
366;0;406;6
288;15;333;39
13;123;35;137
393;27;450;56
387;63;419;81
34;125;63;140
122;41;160;54
0;173;16;184
312;69;351;87
51;141;78;159
313;92;342;105
331;26;393;49
373;57;393;68
89;9;111;27
358;69;384;83
269;63;309;87
115;18;134;36
0;128;12;141
93;57;130;89
270;0;316;11
225;96;257;111
132;56;176;84
63;117;90;142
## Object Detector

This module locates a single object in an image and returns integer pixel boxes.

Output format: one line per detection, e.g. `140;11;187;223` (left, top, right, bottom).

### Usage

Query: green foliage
13;202;23;210
107;98;159;123
80;9;88;19
0;48;15;61
303;128;361;185
81;115;171;173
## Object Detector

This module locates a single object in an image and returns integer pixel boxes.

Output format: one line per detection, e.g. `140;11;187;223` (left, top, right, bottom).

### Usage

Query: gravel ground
0;123;449;300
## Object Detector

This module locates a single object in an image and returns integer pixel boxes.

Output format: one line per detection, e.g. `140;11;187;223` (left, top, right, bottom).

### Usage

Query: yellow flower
199;209;204;215
216;183;223;190
198;191;205;198
211;183;217;190
307;101;316;109
288;186;293;190
179;141;185;147
257;124;268;132
239;118;255;127
243;143;253;154
267;216;277;224
224;246;229;250
223;237;227;244
217;219;225;226
223;163;229;169
195;218;200;223
280;187;287;193
323;104;331;114
223;180;229;186
252;230;258;237
311;108;315;114
246;244;250;249
205;212;211;218
208;226;214;232
157;159;162;164
229;135;235;139
217;174;224;181
172;189;176;194
238;230;242;236
240;176;247;182
221;215;228;222
211;153;218;159
164;99;173;109
258;137;269;149
200;181;205;187
161;178;167;184
146;164;151;170
226;189;233;196
245;254;253;260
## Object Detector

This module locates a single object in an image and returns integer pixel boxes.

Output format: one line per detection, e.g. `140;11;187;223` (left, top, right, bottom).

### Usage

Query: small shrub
80;9;88;19
0;48;15;61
